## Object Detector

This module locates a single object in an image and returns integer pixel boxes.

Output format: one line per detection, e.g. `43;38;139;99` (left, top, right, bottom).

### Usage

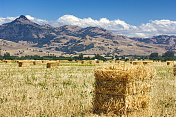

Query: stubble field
0;61;175;117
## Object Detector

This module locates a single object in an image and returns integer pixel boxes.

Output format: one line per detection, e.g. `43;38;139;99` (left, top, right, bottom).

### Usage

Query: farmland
0;61;175;116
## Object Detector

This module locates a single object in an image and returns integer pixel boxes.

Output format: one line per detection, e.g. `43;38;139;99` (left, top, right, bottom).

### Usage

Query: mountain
0;15;55;43
0;15;173;56
130;35;176;45
130;35;176;52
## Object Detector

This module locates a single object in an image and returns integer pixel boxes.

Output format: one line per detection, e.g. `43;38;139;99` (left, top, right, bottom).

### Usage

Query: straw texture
93;64;155;115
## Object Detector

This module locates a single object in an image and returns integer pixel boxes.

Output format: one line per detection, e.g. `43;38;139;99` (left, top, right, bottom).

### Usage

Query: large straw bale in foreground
18;62;30;67
47;62;59;68
93;64;155;115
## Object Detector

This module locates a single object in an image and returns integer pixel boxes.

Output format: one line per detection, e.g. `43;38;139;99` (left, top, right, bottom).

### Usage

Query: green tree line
0;51;175;61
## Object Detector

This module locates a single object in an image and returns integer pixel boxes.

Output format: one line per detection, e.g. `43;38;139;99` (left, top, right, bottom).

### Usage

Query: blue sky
1;0;175;25
0;0;176;37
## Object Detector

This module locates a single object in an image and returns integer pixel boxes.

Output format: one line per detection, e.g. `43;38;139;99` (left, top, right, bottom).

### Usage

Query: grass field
0;61;175;116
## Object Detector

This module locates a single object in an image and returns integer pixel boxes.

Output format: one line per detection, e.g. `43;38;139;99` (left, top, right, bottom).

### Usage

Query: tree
3;52;11;59
162;51;174;57
78;53;83;60
149;53;158;60
93;54;107;61
162;51;175;60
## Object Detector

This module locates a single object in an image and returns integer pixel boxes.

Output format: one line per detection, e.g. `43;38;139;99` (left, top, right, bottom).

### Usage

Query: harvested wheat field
0;61;175;116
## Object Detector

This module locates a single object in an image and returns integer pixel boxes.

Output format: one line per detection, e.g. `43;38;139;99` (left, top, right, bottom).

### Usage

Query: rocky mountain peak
18;15;28;20
9;15;39;26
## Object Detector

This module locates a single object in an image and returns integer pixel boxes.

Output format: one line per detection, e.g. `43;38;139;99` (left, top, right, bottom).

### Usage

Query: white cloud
55;15;137;31
54;15;176;37
25;15;48;25
0;15;176;37
0;16;16;25
0;15;48;25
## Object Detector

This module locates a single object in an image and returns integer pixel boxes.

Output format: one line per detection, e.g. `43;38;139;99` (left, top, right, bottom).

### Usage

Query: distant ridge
0;15;175;56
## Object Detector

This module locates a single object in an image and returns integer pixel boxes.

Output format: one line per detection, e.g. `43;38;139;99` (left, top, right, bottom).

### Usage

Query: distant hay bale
17;60;33;64
16;60;22;63
18;62;30;67
42;60;50;63
56;60;60;63
81;60;87;64
33;60;42;65
143;61;153;65
96;60;103;63
108;60;115;63
93;64;155;116
115;61;120;63
89;60;95;64
47;62;59;68
153;60;161;63
166;61;174;65
28;60;35;64
132;61;143;65
77;61;82;64
72;60;76;63
3;60;12;63
119;61;125;64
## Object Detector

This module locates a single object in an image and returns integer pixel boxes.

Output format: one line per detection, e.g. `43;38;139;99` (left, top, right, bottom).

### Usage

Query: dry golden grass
0;61;175;116
173;64;176;76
